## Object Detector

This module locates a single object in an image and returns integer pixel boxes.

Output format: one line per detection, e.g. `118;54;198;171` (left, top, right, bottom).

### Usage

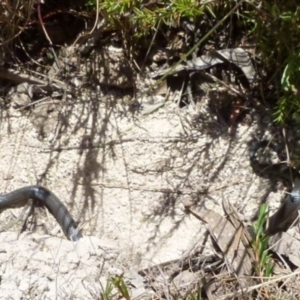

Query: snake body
250;141;300;235
0;186;81;241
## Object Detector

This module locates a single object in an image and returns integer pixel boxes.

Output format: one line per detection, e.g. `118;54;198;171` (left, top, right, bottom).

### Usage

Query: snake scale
0;186;81;241
250;141;300;235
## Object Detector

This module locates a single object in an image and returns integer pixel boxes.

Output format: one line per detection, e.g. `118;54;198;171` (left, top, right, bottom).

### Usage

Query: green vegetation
88;0;213;36
99;279;114;300
252;204;274;278
110;275;130;300
99;276;130;299
248;2;300;125
2;0;299;124
84;0;300;126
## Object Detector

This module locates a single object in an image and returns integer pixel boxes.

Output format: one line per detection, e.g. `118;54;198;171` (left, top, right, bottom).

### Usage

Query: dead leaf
222;196;255;261
150;48;255;84
183;197;252;277
269;232;300;267
153;80;168;95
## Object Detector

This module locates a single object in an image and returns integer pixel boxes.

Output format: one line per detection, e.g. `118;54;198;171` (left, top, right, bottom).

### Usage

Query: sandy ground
0;86;285;298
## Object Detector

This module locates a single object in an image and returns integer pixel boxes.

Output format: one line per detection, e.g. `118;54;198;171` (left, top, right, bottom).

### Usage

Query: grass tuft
252;204;274;278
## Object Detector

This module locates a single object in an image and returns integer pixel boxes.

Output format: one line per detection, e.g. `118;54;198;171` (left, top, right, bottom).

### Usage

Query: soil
0;36;295;300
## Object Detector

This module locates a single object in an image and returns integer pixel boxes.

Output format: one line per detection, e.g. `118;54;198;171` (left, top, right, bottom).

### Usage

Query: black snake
250;141;300;235
0;186;81;241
